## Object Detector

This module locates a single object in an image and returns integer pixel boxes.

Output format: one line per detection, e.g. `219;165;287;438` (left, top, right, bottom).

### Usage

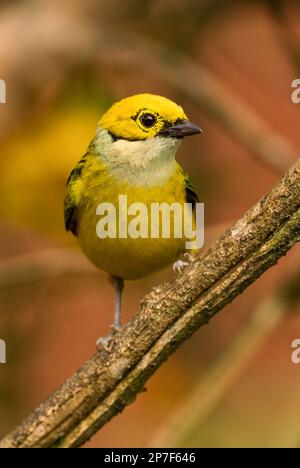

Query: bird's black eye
140;113;157;128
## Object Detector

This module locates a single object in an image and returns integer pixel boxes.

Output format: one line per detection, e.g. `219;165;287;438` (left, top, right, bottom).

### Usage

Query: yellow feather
76;153;190;279
99;93;187;141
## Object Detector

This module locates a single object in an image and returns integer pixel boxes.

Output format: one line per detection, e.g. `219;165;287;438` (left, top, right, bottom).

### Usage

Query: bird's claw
173;259;189;274
96;334;113;352
173;253;195;274
183;252;196;263
96;324;122;352
110;323;122;334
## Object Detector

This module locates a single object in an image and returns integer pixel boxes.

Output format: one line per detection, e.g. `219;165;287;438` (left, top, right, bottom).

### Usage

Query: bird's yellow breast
76;156;190;279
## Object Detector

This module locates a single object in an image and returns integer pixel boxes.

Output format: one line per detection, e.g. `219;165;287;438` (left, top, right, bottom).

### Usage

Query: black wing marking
64;154;87;236
183;172;199;210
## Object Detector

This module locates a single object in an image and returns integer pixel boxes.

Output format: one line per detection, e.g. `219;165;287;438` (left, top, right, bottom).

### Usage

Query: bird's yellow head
99;93;201;141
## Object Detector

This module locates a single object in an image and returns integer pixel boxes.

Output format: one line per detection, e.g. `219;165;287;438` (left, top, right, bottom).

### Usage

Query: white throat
91;128;181;186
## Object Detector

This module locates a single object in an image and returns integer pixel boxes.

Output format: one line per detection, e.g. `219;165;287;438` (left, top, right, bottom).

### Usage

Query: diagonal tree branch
0;159;299;449
150;264;300;448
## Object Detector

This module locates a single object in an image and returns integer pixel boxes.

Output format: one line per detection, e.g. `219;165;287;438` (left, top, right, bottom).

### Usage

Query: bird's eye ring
139;113;157;128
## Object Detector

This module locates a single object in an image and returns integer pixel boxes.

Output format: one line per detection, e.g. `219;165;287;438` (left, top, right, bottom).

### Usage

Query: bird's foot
96;334;114;352
111;323;122;334
96;324;122;352
173;253;195;274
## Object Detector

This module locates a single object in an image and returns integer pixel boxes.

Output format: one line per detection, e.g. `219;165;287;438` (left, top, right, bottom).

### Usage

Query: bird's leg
173;252;196;274
111;276;124;332
96;276;124;351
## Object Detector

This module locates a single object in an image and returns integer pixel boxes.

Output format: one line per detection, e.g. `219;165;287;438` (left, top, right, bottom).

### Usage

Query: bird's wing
64;154;87;236
179;165;200;254
183;171;199;210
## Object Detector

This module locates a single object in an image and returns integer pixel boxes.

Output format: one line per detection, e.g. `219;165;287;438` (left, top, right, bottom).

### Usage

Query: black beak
158;119;202;138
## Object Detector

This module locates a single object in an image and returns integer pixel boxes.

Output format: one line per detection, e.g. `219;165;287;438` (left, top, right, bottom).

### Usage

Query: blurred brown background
0;0;300;448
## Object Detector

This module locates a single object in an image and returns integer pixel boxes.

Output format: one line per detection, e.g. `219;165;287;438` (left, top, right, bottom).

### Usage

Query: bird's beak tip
158;120;203;138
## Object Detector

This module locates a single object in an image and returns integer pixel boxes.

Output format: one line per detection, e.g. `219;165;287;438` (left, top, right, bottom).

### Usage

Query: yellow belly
77;171;189;280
